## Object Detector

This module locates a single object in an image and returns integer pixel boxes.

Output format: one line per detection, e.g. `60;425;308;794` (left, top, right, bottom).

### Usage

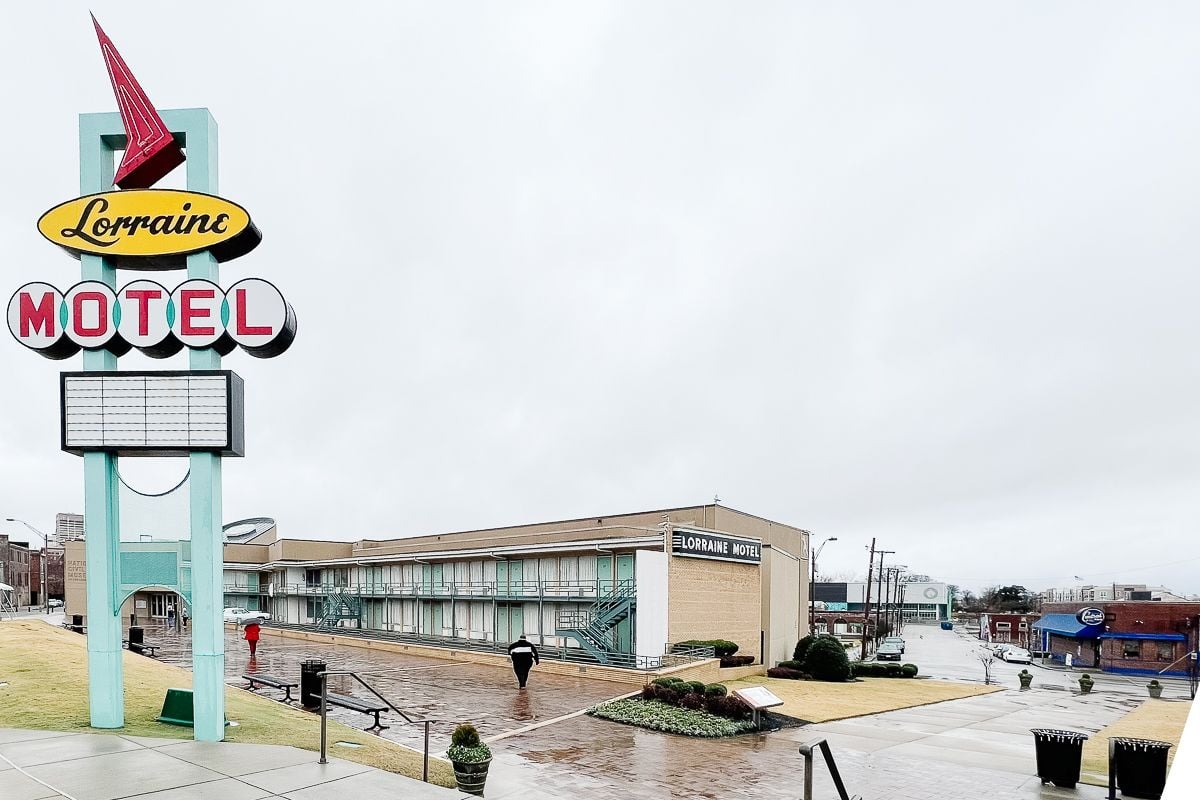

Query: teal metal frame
77;108;227;741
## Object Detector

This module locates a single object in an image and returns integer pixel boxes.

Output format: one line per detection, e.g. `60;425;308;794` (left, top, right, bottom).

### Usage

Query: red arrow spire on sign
91;14;186;189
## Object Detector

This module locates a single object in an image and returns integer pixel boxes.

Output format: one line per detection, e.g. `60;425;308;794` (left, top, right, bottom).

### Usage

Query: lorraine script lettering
59;197;230;247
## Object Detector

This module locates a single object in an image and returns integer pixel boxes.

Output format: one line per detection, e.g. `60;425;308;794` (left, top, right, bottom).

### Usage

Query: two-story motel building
65;504;810;667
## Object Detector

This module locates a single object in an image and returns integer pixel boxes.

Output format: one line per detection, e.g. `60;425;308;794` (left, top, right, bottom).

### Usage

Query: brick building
979;612;1039;648
1034;601;1200;677
0;535;32;608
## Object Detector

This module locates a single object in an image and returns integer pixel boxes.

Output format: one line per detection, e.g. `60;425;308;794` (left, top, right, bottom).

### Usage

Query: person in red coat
244;620;261;658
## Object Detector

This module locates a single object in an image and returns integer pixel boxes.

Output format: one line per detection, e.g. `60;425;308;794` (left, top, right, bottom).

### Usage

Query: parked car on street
223;607;270;625
876;642;903;661
991;643;1014;657
1000;647;1032;664
883;636;905;654
48;599;63;609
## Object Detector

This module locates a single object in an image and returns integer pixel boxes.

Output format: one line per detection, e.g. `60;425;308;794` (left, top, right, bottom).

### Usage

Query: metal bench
243;673;298;703
124;640;159;657
325;691;389;731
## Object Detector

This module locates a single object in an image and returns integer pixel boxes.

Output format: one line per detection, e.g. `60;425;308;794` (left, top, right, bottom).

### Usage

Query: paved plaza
8;619;1189;799
0;727;467;800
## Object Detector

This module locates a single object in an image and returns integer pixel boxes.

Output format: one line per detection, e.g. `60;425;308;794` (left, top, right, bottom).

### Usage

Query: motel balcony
247;580;618;602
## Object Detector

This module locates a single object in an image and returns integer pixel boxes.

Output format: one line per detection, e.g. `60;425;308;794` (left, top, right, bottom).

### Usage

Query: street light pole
810;536;837;634
5;518;50;615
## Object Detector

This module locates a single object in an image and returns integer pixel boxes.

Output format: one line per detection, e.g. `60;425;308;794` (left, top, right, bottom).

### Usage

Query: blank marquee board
60;370;244;457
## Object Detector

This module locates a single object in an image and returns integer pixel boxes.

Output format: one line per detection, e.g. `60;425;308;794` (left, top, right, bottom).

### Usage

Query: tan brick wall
667;555;762;662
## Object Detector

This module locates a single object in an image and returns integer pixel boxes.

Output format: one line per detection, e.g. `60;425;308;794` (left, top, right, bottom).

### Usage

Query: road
891;622;1194;700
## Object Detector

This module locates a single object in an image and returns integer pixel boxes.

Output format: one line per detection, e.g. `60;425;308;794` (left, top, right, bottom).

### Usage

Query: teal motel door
422;601;444;637
495;604;524;643
597;555;614;595
613;554;634;653
497;560;524;597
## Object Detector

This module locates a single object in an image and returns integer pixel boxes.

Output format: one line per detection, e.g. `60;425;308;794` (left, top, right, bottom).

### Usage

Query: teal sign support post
77;108;227;741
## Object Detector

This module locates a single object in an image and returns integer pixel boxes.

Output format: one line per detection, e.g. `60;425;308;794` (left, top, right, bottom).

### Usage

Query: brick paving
144;622;1166;799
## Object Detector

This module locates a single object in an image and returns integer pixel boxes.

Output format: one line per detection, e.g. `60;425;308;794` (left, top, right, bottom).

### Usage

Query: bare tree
976;648;996;685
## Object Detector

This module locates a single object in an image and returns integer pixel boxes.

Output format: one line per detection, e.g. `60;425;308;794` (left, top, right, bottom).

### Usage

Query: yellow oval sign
38;189;261;270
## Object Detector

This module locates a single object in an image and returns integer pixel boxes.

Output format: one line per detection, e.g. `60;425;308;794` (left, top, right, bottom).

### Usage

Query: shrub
451;723;481;748
720;655;755;668
678;692;706;710
686;681;706;695
704;684;728;697
767;666;805;680
706;694;750;720
777;659;806;671
803;636;851;682
588;698;754;737
642;685;658;701
793;634;818;663
447;723;491;764
901;663;919;678
656;687;680;705
650;677;676;688
851;661;919;679
678;639;740;657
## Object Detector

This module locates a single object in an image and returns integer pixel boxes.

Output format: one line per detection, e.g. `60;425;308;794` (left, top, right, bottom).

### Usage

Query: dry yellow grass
1079;698;1191;786
0;620;455;787
721;675;1001;723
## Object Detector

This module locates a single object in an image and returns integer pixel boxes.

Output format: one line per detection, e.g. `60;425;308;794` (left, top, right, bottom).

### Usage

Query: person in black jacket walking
508;635;540;689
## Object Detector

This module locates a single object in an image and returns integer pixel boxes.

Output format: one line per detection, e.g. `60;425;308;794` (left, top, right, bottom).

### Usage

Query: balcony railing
262;579;613;600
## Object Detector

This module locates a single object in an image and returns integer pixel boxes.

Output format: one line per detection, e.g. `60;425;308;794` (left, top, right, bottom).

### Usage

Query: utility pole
861;538;876;660
873;550;895;639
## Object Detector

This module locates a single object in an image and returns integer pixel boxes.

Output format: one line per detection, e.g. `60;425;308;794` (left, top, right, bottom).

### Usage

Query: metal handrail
317;669;445;783
798;738;857;800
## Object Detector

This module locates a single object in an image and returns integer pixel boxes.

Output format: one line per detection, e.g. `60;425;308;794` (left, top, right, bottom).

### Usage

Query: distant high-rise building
54;513;85;544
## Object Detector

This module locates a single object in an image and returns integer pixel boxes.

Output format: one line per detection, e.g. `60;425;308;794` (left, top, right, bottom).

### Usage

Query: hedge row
851;662;919;679
644;678;745;719
677;639;740;657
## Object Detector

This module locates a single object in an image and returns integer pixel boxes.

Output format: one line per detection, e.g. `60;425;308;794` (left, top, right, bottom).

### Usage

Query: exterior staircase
555;578;636;664
319;587;362;628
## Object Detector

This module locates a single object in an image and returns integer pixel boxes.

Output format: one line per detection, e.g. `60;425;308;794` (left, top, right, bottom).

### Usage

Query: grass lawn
1080;698;1191;787
721;675;1001;723
0;620;455;787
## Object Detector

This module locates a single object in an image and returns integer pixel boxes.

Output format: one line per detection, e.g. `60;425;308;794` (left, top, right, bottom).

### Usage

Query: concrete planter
452;757;491;796
1018;671;1033;689
1147;682;1163;699
1078;676;1094;694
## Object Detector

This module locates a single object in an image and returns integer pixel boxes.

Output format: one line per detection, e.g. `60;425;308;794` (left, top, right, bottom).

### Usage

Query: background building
1039;583;1191;603
66;504;810;667
978;612;1040;648
0;535;32;608
814;580;952;622
1033;601;1200;676
54;513;85;545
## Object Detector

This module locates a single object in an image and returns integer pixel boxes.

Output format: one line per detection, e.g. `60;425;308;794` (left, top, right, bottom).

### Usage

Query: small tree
793;634;818;663
804;636;851;681
976;649;996;685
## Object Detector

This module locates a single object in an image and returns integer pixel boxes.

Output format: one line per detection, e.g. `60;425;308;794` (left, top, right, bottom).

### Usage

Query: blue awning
1098;632;1186;642
1032;614;1103;638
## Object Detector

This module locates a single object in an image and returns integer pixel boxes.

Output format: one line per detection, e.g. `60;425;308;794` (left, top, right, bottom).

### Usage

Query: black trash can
1111;737;1173;799
1030;728;1089;788
128;625;144;654
70;614;84;633
300;659;327;708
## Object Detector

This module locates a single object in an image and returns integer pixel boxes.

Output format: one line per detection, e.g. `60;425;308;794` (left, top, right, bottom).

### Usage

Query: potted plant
447;723;491;796
1018;669;1033;689
1078;673;1094;694
1147;679;1163;699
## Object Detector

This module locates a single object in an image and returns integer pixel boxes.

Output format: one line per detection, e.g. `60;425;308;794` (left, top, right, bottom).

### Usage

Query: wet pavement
139;621;1182;799
148;622;630;750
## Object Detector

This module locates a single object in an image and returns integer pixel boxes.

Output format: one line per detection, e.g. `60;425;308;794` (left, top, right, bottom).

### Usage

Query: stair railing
317;669;444;783
798;738;858;800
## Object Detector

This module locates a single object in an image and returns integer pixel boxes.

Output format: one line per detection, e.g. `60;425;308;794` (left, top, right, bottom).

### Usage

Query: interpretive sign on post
733;686;783;731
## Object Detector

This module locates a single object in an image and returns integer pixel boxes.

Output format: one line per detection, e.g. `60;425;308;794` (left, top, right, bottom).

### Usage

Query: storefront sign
1076;607;1105;626
671;528;761;564
38;189;262;269
8;278;296;360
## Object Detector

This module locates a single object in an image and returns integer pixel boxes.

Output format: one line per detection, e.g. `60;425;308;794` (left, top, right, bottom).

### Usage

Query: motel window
1157;642;1175;662
1018;622;1028;630
996;622;1011;630
1122;640;1141;659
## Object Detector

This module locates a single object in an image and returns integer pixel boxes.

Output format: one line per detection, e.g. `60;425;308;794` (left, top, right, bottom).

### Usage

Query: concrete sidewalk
0;728;468;800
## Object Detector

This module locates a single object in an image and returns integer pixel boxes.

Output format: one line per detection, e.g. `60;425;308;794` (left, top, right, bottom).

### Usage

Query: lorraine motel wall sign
671;528;762;564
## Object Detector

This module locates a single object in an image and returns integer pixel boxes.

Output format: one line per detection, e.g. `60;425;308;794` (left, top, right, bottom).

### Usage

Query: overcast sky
2;3;1199;596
